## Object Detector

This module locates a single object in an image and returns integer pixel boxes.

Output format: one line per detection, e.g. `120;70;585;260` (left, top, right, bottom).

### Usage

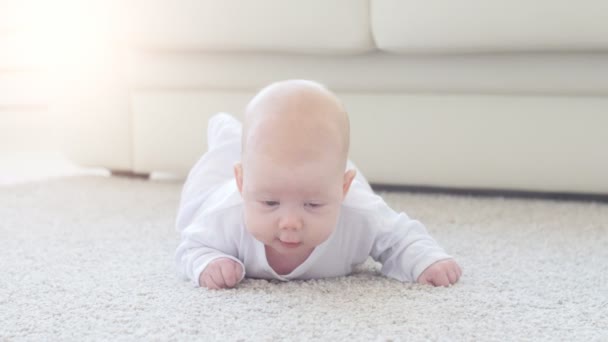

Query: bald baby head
241;80;350;168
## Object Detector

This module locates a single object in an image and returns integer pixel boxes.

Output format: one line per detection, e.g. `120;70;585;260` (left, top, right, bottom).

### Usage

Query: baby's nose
279;210;303;231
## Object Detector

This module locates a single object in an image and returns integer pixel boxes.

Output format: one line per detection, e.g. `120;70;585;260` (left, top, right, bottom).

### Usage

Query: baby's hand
417;259;462;287
199;258;244;290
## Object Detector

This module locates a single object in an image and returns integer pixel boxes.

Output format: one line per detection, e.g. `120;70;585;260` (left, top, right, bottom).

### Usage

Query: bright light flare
3;0;125;77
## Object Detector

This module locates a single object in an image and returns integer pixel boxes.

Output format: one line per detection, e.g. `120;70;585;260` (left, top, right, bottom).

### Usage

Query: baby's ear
234;163;244;194
342;169;357;198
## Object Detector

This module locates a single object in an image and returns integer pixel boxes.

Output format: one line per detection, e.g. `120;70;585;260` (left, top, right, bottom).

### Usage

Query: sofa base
129;90;608;194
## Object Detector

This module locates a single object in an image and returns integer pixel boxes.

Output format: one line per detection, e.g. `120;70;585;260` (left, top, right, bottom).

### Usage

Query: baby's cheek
310;216;338;243
244;213;275;242
321;208;341;226
308;227;334;247
246;224;271;243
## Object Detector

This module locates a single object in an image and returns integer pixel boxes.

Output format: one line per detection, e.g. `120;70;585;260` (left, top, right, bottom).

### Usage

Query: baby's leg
176;113;243;231
207;113;242;151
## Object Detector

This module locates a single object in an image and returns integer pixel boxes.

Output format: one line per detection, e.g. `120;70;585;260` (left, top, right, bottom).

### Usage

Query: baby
175;80;462;289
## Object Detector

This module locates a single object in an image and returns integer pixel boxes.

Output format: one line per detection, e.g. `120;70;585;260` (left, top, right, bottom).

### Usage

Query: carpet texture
1;176;607;341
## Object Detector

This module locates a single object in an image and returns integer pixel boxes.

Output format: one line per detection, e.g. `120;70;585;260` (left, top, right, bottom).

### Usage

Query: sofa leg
110;170;150;180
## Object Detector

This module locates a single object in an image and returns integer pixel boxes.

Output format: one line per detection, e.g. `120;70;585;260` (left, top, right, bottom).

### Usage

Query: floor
1;176;606;340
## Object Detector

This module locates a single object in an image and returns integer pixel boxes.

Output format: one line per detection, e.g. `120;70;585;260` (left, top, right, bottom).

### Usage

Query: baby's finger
220;262;237;288
434;272;450;287
447;269;459;285
208;267;226;289
202;272;219;290
234;262;244;284
417;275;432;286
451;263;461;278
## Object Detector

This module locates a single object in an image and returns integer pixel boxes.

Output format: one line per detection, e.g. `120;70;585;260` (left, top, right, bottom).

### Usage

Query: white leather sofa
53;0;608;194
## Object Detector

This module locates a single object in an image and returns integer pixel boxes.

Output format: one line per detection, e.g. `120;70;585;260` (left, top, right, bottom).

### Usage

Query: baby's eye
305;203;323;208
262;201;280;207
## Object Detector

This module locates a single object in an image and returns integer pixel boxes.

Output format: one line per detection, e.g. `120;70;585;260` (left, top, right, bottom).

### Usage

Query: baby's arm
370;204;461;286
175;223;245;289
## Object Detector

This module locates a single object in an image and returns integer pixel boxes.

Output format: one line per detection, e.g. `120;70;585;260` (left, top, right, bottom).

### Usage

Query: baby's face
236;79;354;256
236;153;351;256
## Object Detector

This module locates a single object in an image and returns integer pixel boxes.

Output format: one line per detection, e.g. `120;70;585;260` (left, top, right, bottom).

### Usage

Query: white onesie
175;113;452;286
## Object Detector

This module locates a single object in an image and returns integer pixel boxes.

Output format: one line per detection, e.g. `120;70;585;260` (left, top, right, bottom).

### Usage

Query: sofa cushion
128;51;608;95
125;0;374;54
372;0;608;53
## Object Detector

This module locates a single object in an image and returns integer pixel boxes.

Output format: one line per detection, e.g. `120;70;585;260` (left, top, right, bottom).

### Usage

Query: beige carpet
1;176;606;341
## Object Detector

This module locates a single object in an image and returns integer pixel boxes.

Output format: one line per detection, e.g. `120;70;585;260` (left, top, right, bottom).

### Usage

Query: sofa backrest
123;0;608;54
124;0;374;54
372;0;608;53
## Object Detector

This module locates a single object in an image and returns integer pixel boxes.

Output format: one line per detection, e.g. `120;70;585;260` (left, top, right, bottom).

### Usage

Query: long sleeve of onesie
175;220;245;286
368;199;452;283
